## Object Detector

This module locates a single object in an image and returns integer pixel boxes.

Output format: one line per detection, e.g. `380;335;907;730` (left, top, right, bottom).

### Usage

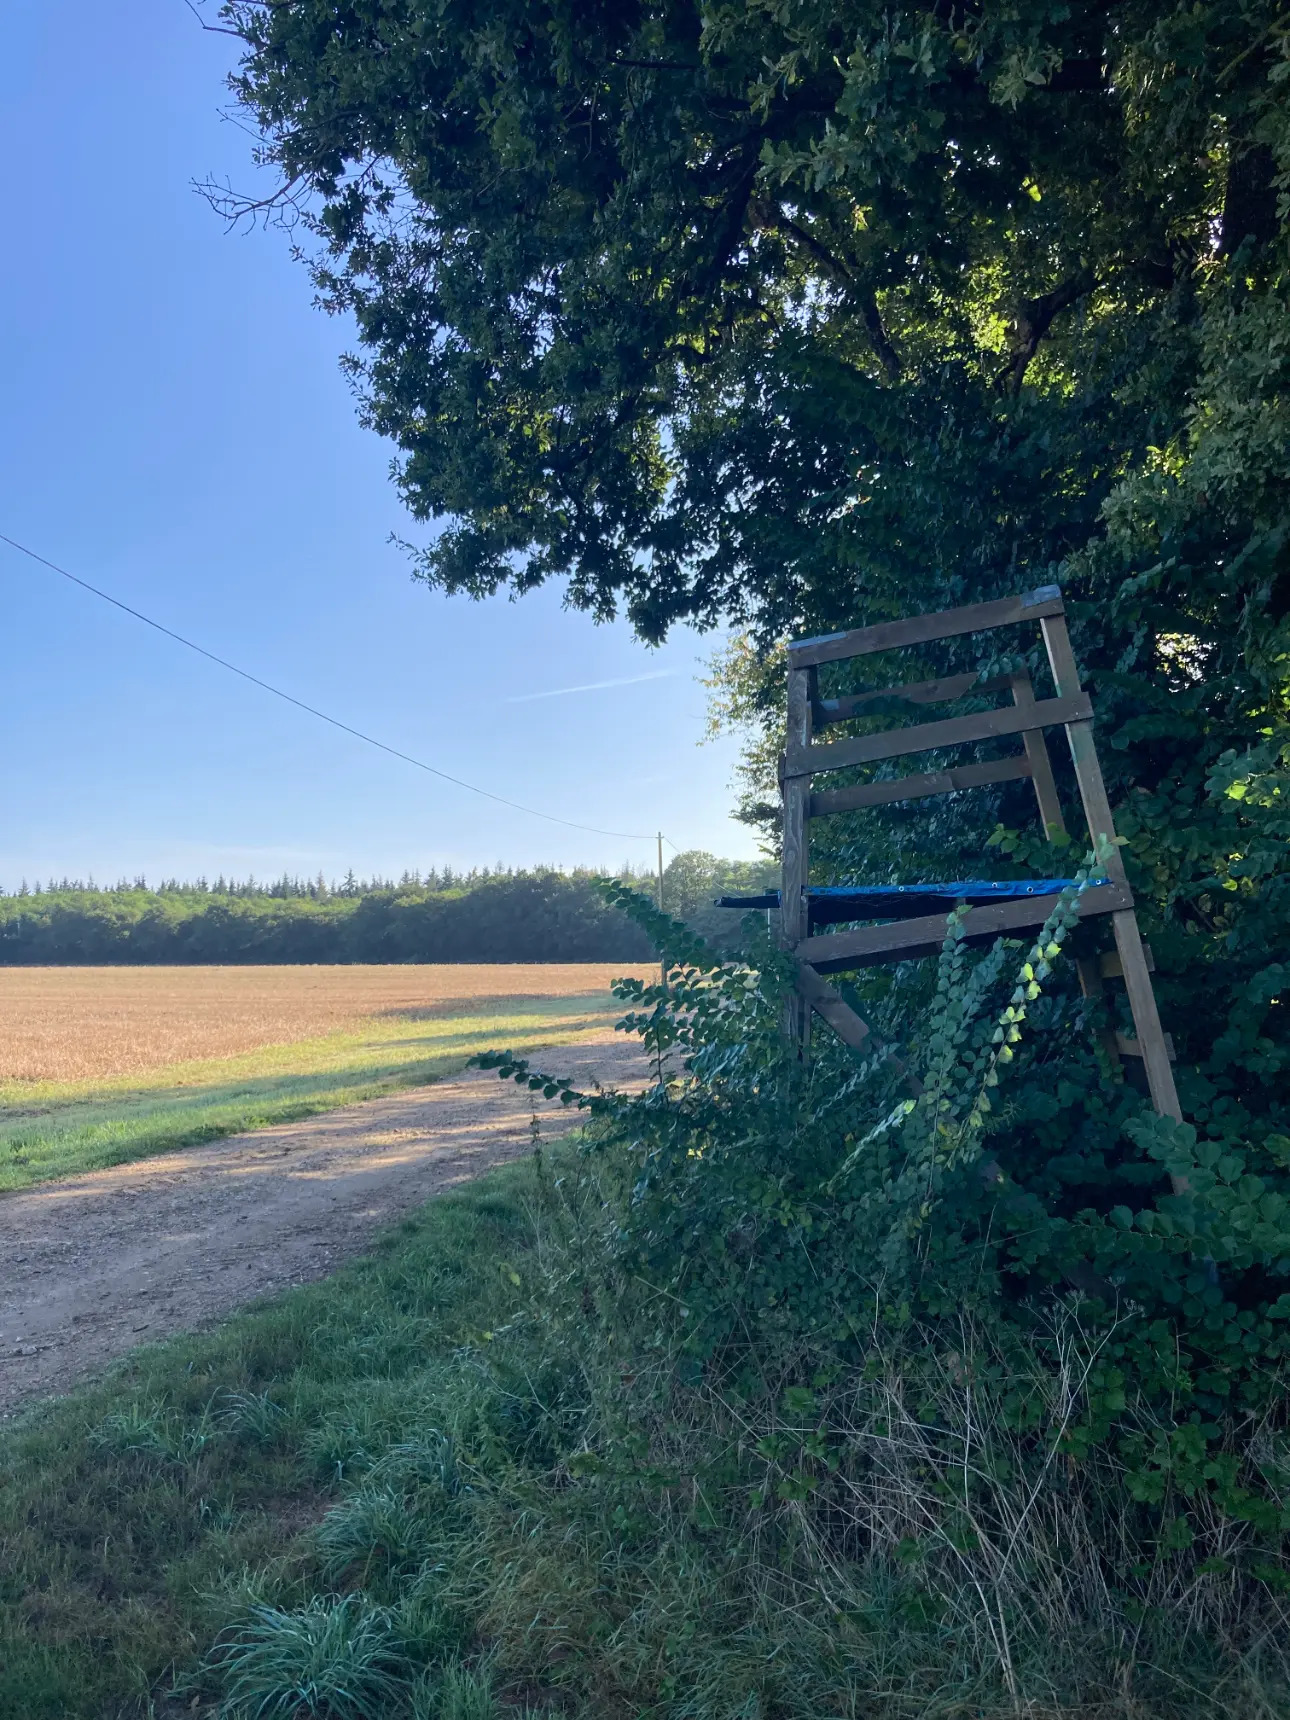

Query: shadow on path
0;1030;647;1417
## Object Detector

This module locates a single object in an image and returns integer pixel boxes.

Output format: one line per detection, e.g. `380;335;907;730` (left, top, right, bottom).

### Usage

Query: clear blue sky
0;0;760;892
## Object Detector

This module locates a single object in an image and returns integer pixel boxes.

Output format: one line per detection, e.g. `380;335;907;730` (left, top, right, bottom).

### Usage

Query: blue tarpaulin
717;879;1087;926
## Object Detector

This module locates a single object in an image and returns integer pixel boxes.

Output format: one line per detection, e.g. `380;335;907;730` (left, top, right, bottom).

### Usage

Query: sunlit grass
0;995;614;1192
0;1161;541;1719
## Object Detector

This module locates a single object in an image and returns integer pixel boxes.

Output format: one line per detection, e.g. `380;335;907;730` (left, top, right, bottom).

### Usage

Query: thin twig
180;0;245;37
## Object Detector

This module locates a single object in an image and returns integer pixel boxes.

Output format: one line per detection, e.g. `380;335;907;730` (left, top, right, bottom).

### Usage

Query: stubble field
0;963;649;1188
0;963;649;1083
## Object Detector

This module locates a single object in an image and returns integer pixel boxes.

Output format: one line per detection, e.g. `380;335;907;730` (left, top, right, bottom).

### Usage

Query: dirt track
0;1031;646;1417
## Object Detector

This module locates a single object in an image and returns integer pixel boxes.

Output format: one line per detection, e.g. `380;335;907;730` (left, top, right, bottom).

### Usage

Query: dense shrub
479;884;1290;1598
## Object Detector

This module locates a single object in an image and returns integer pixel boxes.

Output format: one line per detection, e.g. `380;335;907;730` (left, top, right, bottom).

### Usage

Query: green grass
0;1160;540;1719
0;995;611;1191
3;1145;1287;1720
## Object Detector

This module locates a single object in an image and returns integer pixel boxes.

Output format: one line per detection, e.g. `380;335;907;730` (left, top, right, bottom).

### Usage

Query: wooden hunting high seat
719;585;1182;1122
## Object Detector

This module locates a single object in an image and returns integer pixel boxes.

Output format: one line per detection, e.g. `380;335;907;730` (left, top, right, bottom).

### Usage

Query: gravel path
0;1031;646;1417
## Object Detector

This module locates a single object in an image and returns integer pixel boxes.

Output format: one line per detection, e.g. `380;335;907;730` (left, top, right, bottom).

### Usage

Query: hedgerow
477;879;1290;1632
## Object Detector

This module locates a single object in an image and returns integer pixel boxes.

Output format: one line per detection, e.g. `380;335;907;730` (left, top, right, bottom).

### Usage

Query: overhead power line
0;531;659;844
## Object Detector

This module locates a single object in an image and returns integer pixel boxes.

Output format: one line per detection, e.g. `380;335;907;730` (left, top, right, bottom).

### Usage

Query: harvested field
0;965;651;1192
0;963;651;1084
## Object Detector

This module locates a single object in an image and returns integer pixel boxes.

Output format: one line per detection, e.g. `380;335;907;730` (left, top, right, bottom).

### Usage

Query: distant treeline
0;854;777;965
1;864;567;901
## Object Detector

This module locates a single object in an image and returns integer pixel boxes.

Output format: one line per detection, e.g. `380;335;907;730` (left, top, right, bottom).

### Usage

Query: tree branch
750;200;847;284
997;269;1096;393
749;200;901;380
858;293;902;385
196;170;310;231
180;0;246;36
691;141;763;294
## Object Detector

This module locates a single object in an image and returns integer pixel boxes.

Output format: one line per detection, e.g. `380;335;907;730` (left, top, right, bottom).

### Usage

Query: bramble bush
476;877;1290;1642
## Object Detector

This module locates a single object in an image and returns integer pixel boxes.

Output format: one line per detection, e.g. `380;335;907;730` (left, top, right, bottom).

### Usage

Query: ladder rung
786;693;1094;778
813;673;1014;727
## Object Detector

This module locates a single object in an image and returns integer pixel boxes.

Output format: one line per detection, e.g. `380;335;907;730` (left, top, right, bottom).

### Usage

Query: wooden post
783;665;812;1046
1009;673;1067;838
1041;613;1183;1125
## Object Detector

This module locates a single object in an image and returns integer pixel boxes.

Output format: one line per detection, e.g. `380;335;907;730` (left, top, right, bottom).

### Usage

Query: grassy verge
0;1159;540;1719
4;1133;1286;1720
0;995;611;1190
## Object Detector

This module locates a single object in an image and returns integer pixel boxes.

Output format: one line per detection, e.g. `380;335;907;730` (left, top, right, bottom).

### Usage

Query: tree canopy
225;0;1288;643
221;0;1290;1160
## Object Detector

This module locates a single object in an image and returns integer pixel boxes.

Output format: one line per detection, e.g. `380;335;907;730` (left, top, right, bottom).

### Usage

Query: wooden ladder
782;585;1182;1122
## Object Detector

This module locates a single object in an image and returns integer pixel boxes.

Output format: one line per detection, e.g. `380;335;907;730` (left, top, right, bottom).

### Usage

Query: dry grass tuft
0;964;650;1084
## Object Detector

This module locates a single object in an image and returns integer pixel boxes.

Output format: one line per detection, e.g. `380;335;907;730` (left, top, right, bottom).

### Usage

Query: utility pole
657;831;666;992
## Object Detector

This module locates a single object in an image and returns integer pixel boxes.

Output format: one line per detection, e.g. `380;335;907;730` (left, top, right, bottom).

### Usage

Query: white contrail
505;670;675;703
